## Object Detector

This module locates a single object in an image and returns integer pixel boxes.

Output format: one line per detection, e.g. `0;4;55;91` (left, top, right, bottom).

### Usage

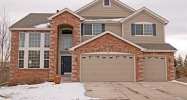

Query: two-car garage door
81;54;135;82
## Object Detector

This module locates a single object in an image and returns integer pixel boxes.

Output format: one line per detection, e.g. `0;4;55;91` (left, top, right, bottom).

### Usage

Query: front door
61;56;72;75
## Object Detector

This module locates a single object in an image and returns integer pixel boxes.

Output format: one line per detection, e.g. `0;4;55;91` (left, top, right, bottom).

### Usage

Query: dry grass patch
0;94;9;99
27;87;38;89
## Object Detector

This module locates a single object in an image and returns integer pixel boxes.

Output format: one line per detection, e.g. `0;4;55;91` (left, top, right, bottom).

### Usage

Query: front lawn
0;82;91;100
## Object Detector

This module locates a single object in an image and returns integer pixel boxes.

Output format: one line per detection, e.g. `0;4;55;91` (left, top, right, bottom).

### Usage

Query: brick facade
49;11;81;81
72;33;175;82
9;30;51;85
72;34;144;82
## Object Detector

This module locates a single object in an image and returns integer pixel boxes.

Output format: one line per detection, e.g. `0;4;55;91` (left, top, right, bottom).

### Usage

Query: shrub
8;76;45;86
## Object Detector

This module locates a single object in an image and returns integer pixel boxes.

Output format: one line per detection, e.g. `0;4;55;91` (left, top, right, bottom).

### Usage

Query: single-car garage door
143;56;166;82
81;54;135;82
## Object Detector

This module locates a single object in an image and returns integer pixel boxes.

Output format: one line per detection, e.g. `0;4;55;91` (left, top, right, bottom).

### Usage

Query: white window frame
135;22;153;36
103;0;111;7
19;32;50;69
83;24;102;36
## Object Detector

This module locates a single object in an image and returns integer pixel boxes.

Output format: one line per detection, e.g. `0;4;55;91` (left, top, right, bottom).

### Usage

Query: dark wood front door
61;56;72;75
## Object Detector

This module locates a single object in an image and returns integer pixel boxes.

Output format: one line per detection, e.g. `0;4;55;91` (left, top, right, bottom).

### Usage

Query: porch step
61;74;71;82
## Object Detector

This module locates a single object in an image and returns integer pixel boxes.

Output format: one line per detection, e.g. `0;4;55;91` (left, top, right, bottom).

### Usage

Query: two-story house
9;0;177;84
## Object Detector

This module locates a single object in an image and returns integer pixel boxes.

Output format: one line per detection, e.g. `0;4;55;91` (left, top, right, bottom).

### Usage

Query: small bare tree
0;6;10;69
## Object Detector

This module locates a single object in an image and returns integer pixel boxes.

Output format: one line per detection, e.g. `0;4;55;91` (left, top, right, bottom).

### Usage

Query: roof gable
48;8;84;20
120;7;169;24
70;30;146;51
75;0;135;14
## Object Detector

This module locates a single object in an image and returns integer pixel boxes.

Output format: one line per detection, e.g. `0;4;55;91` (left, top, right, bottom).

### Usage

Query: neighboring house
9;0;177;84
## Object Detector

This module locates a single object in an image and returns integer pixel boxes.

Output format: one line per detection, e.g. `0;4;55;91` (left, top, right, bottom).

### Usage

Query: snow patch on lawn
171;80;187;85
0;82;91;100
34;23;50;28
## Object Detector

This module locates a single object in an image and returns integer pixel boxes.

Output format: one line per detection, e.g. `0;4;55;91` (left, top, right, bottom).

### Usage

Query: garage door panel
81;54;135;82
143;56;166;82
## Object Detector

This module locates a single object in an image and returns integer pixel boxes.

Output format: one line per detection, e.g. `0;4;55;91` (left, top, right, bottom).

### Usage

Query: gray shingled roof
10;13;54;28
137;43;177;50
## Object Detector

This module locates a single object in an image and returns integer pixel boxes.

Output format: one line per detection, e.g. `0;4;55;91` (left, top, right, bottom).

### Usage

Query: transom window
83;24;104;35
29;33;41;47
104;0;110;6
28;50;40;68
62;30;72;34
19;33;25;47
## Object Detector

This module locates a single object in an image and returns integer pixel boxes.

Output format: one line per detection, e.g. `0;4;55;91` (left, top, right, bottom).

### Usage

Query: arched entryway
58;24;73;75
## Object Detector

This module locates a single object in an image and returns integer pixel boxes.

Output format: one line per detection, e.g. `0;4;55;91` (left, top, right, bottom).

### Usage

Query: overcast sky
0;0;187;58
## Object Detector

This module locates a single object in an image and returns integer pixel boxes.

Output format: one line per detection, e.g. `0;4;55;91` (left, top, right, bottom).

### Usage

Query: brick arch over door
49;11;81;80
72;33;144;82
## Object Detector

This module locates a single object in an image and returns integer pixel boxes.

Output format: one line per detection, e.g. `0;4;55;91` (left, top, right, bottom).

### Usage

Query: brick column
136;54;143;82
49;25;58;81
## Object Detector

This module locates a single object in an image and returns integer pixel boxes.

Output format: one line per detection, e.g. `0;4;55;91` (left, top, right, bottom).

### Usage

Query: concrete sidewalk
84;82;187;100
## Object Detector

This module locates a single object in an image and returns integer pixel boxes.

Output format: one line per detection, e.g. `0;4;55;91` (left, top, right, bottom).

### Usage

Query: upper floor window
61;37;72;50
82;24;105;36
131;22;156;36
29;33;41;47
19;33;25;47
44;33;50;47
104;0;110;6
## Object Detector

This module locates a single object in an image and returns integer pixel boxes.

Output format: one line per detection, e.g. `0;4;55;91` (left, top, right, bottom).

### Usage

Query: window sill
103;5;111;7
134;35;154;36
83;35;97;36
18;68;51;70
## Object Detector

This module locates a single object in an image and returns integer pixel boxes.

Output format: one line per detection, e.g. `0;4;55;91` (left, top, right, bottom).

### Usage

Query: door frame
80;52;136;82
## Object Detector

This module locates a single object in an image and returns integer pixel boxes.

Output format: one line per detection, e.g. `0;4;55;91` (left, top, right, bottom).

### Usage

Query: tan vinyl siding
78;0;132;18
106;23;122;36
81;36;95;42
81;23;122;42
123;12;165;43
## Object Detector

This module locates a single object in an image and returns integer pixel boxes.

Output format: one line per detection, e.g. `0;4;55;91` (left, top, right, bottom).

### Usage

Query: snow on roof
34;23;50;28
84;18;124;22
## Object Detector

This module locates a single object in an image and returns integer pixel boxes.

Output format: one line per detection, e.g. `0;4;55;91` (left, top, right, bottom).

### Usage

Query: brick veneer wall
143;52;175;81
49;11;81;81
9;30;51;85
72;33;144;82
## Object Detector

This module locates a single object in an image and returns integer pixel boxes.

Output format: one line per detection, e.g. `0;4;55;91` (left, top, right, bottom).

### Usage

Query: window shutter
153;24;156;36
131;23;135;35
81;23;84;35
102;24;105;32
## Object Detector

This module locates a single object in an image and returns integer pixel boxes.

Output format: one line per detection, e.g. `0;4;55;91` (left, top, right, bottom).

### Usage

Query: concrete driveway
84;82;187;100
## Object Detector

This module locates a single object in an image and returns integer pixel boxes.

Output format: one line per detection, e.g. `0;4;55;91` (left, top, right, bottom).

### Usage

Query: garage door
81;54;135;82
143;56;166;82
